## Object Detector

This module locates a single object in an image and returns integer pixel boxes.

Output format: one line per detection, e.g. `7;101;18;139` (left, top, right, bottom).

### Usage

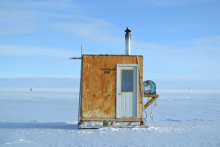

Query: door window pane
121;70;133;92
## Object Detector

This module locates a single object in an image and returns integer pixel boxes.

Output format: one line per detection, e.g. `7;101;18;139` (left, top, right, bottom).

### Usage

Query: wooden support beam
144;94;159;97
81;118;142;122
144;95;159;110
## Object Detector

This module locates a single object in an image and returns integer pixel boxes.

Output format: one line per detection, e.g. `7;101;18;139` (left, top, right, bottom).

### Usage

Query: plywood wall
82;55;143;119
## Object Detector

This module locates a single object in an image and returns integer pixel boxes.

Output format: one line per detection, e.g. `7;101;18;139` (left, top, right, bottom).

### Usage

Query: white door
116;64;138;118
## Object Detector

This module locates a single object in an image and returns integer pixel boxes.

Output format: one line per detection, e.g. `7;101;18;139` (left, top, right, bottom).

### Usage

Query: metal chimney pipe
125;27;131;55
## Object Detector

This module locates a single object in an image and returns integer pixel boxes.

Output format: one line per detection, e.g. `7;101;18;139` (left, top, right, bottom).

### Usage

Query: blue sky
0;0;220;85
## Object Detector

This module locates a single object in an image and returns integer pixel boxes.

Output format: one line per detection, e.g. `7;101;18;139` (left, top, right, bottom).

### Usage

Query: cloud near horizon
0;45;80;57
132;36;220;55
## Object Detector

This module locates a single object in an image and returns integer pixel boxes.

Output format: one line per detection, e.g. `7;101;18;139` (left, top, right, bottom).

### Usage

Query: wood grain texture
82;55;143;119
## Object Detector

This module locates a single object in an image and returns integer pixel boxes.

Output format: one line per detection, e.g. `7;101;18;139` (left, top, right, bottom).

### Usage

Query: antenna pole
81;44;83;56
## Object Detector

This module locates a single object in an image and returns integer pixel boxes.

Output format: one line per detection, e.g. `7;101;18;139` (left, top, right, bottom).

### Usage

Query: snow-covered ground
0;88;220;147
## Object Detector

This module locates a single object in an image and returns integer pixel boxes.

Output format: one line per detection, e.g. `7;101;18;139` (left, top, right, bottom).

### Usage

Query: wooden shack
78;54;144;128
72;28;159;128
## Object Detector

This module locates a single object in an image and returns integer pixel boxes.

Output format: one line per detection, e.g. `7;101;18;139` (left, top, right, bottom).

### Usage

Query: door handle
118;93;122;95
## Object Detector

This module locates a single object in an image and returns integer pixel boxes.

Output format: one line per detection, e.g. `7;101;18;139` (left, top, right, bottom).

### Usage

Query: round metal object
143;80;156;95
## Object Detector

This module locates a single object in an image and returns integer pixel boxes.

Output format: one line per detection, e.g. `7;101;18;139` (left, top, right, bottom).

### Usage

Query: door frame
116;64;139;118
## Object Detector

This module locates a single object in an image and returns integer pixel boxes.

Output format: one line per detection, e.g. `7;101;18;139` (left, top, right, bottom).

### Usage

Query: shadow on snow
0;122;79;130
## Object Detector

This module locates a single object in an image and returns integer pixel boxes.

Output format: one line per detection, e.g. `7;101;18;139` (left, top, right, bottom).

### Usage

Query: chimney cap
125;27;131;33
